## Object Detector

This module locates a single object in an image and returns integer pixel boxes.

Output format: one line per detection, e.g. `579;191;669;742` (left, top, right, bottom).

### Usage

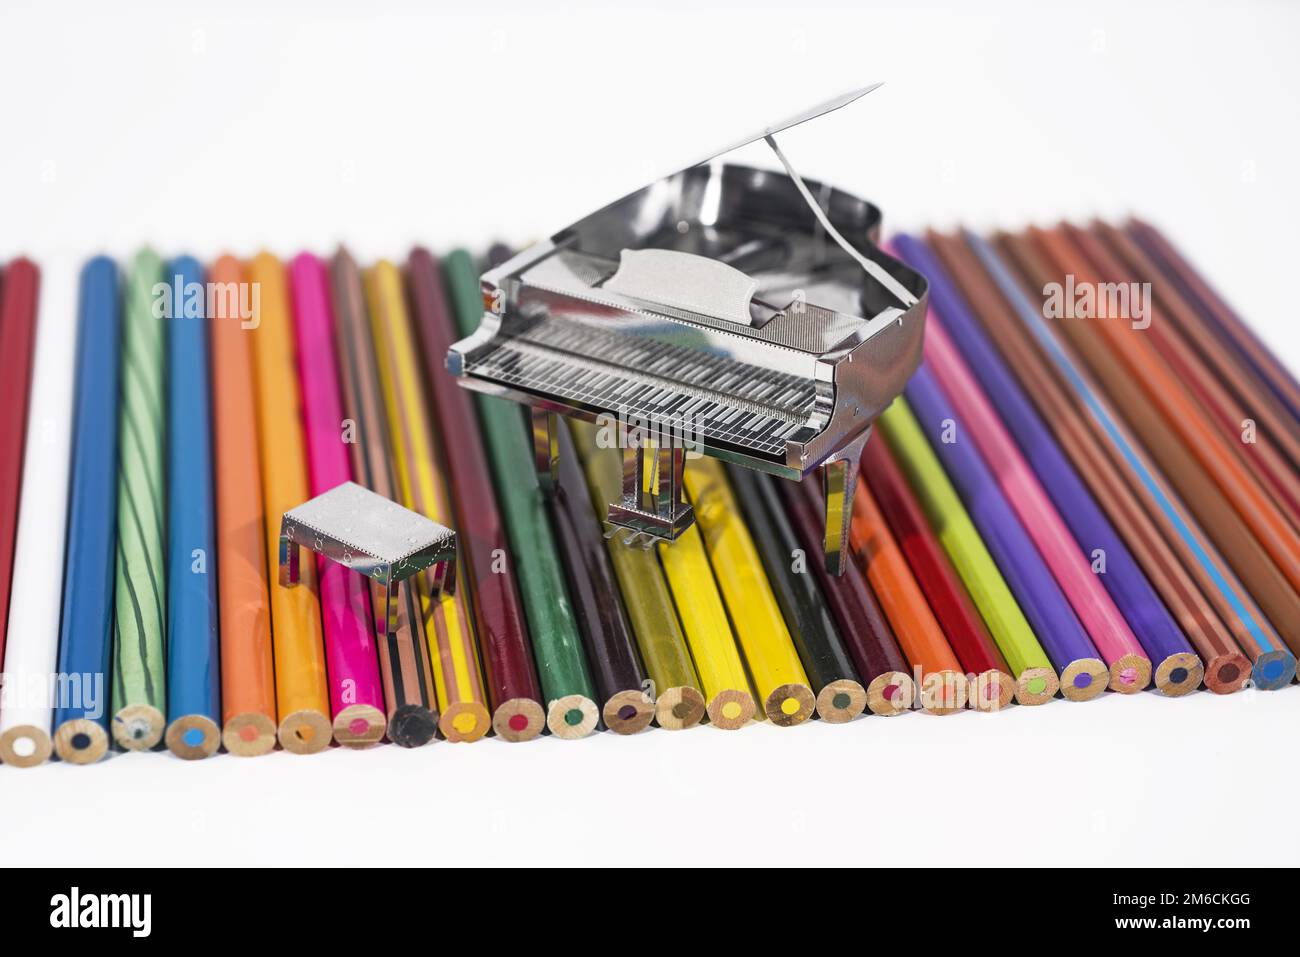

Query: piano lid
448;87;929;575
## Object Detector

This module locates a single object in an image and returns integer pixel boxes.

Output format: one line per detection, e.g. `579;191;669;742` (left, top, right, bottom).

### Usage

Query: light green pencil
110;250;168;749
877;397;1059;705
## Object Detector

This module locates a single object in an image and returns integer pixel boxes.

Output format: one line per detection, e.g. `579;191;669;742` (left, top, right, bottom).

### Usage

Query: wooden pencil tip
165;714;221;760
918;670;968;715
1014;667;1059;706
969;670;1016;713
866;671;914;716
52;719;109;764
814;679;867;724
1108;653;1152;694
111;704;165;751
654;686;707;731
603;690;655;735
705;689;756;730
764;683;816;727
1203;652;1251;695
333;704;388;749
1059;658;1109;702
278;709;333;754
438;701;491;743
222;712;278;757
1154;653;1204;698
546;695;599;739
1250;650;1297;691
387;705;440;748
492;698;545;743
0;724;53;767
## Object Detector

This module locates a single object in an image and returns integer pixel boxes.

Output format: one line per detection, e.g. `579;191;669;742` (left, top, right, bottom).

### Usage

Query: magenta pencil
288;252;387;747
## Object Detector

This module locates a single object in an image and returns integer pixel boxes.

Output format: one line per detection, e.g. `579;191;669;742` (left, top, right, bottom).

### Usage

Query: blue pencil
51;257;121;763
163;256;221;758
895;234;1203;696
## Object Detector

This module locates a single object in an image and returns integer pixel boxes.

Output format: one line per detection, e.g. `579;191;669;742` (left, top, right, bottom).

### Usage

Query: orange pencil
211;255;277;756
247;253;332;753
849;477;970;714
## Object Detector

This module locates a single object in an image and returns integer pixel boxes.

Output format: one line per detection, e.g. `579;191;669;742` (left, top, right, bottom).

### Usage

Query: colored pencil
210;255;277;755
0;258;66;766
984;230;1294;689
163;256;221;759
366;258;491;743
50;258;121;763
331;249;438;748
405;247;545;742
110;250;169;750
859;441;1021;707
848;475;980;713
1128;218;1300;432
1096;221;1300;528
289;252;387;747
571;421;706;730
886;383;1111;699
729;465;866;722
548;418;654;733
684;458;815;726
0;258;40;668
895;239;1155;693
777;474;915;715
929;230;1247;694
247;253;332;753
443;249;599;739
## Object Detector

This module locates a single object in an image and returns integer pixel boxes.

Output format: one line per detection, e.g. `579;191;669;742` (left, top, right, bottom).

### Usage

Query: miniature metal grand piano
448;87;928;574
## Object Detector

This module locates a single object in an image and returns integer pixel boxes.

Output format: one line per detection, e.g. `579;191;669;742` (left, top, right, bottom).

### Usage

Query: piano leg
822;428;869;576
531;408;560;493
372;575;400;637
278;524;301;587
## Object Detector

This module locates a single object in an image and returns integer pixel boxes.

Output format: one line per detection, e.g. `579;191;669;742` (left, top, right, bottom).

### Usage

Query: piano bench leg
531;408;560;493
278;532;301;588
823;429;869;576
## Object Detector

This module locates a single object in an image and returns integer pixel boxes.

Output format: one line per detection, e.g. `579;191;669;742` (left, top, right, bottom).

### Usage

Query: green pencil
111;250;168;749
443;250;598;739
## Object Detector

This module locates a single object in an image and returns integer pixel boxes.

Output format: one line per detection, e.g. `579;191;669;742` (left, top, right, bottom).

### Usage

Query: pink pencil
289;252;387;746
923;314;1151;692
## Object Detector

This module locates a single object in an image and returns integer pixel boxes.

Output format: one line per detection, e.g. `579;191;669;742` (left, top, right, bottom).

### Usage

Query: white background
2;0;1298;866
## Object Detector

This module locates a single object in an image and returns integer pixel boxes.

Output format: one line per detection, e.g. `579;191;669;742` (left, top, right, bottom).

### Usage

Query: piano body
448;88;928;574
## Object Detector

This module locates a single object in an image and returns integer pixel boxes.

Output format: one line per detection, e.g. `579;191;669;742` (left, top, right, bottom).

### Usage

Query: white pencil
0;259;75;767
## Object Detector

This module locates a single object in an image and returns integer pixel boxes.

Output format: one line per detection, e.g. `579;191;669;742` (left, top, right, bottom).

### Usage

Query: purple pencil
901;361;1108;700
894;234;1202;696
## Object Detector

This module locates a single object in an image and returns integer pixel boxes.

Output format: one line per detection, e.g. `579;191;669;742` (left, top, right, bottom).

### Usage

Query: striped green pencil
110;250;168;750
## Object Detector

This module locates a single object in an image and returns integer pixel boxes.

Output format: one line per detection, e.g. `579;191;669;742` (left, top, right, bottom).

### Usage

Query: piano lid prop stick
289;253;387;747
247;253;331;753
0;258;65;767
683;458;815;726
910;232;1202;697
366;259;490;743
571;421;706;730
443;250;599;740
548;418;654;734
210;255;278;755
163;256;221;759
1005;228;1297;688
331;249;438;748
0;257;40;668
847;477;983;713
405;247;544;742
110;250;169;750
860;440;1026;706
1126;217;1300;431
918;300;1152;693
777;473;914;715
51;258;121;763
930;231;1248;694
727;465;867;723
1098;221;1300;524
885;385;1110;701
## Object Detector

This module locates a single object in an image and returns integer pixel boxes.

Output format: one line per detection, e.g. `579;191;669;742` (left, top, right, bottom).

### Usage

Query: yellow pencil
366;260;490;743
246;253;332;754
683;458;815;726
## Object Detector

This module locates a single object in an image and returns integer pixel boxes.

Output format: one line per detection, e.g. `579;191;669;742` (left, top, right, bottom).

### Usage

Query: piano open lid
448;86;929;575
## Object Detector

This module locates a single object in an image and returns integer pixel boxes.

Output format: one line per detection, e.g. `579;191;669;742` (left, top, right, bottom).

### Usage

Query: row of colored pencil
0;218;1295;766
